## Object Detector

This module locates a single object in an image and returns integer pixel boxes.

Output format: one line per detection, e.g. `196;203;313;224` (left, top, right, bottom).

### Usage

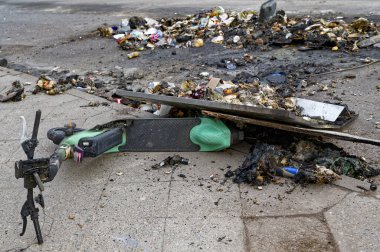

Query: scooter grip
47;127;85;145
47;128;66;145
78;128;123;157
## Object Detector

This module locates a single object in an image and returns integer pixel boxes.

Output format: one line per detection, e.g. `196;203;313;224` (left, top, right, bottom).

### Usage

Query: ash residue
151;154;189;169
228;128;379;186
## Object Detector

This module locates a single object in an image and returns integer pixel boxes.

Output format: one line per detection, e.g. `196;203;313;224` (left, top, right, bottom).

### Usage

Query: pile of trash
31;68;134;96
33;74;98;95
30;67;146;96
227;129;379;186
127;75;301;113
98;6;379;55
0;81;25;102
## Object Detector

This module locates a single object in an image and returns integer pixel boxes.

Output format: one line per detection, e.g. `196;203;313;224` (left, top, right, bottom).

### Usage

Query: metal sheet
115;90;356;129
202;111;380;146
296;98;345;122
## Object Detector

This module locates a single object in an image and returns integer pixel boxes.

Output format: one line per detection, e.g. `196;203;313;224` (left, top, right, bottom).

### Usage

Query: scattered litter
199;72;209;77
210;174;220;182
68;213;76;220
34;75;70;95
0;81;25;102
116;172;124;176
98;7;379;58
193;38;204;47
151;155;189;169
127;52;140;59
264;72;287;85
32;72;115;96
0;58;8;67
320;85;329;91
80;101;110;107
98;26;113;37
370;184;377;191
225;61;237;70
214;197;222;206
217;236;226;242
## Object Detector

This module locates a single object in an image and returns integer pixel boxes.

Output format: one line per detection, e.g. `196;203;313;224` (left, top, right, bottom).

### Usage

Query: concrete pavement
0;67;379;252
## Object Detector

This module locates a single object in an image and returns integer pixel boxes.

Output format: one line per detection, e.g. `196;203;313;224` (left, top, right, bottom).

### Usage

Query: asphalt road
0;0;379;48
1;0;379;15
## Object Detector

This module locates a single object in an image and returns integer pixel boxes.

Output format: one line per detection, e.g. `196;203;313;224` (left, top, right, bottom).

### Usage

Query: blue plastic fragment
275;166;299;177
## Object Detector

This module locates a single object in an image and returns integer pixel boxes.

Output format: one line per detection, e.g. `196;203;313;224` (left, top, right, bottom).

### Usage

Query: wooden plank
202;110;380;146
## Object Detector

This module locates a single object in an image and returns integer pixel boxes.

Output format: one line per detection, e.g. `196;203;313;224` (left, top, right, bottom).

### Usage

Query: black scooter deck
119;118;201;152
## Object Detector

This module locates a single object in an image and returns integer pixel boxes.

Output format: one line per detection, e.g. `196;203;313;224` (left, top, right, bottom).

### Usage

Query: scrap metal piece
202;111;380;146
115;90;356;129
259;0;277;22
296;98;345;122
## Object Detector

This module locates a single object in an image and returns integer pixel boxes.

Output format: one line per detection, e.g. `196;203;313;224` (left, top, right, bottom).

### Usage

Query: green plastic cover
60;129;126;154
190;117;231;151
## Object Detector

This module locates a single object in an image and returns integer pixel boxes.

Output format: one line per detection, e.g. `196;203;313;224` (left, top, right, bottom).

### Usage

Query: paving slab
0;74;36;91
1;221;38;252
25;219;85;252
0;94;72;116
0;161;24;187
167;180;241;218
0;108;41;141
171;150;246;181
0;104;77;141
333;175;374;192
163;217;245;252
80;218;165;252
45;98;113;121
0;140;20;163
102;152;176;183
105;150;245;184
42;181;106;222
0;66;24;76
0;98;50;113
244;216;336;252
325;192;380;252
95;181;170;219
240;182;348;217
1;187;27;224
